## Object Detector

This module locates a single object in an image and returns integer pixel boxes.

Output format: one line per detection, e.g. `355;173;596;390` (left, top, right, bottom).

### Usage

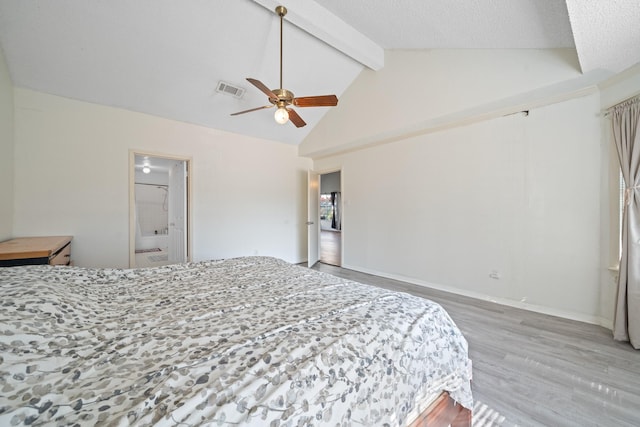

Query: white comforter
0;256;472;426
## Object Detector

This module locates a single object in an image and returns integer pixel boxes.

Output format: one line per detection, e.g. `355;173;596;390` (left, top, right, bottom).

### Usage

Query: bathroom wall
135;184;168;237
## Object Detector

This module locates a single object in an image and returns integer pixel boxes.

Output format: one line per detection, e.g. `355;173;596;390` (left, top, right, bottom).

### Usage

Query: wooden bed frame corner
409;392;472;427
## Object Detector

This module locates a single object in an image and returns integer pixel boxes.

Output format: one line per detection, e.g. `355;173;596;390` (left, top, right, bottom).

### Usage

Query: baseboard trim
342;263;613;330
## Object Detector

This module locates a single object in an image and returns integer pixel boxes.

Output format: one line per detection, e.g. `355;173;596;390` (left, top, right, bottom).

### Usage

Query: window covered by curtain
610;95;640;349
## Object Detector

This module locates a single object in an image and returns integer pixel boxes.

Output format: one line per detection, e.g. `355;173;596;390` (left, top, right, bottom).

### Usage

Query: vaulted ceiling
0;0;638;145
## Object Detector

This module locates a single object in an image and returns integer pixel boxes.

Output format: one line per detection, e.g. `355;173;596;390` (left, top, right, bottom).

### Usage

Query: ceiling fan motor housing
270;88;294;105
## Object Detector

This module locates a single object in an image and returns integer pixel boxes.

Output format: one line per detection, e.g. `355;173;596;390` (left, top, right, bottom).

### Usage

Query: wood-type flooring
310;263;640;427
320;230;341;266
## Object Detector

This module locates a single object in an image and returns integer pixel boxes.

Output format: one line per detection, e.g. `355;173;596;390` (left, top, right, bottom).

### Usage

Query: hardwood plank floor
310;263;640;427
320;230;341;266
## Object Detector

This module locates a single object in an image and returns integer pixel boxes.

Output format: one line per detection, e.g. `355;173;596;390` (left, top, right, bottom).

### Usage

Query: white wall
308;49;608;325
599;63;640;108
13;89;311;267
301;49;584;158
135;171;169;186
135;184;169;237
315;94;603;324
321;171;340;194
0;45;14;241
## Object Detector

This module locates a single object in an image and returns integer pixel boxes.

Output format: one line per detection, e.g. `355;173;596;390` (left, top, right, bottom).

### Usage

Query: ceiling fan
230;5;338;128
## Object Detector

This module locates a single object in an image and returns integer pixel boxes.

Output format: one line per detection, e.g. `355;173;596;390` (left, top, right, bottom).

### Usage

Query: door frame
129;150;193;267
308;170;320;267
309;167;343;267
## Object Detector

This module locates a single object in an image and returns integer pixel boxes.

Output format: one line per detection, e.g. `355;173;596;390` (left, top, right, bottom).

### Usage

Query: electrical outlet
489;270;501;279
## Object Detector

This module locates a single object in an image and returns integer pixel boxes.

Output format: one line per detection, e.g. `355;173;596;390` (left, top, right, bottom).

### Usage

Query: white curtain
611;96;640;349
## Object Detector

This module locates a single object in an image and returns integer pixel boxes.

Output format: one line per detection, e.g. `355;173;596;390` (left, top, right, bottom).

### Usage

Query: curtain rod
603;92;640;116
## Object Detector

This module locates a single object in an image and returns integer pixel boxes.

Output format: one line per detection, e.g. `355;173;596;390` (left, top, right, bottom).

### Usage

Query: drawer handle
64;254;70;258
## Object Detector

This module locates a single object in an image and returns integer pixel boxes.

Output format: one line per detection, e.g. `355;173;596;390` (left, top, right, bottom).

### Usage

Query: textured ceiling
0;0;638;145
566;0;640;75
319;0;576;49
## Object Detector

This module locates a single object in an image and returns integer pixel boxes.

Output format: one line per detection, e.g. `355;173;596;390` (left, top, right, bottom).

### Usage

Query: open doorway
129;152;191;267
319;171;342;266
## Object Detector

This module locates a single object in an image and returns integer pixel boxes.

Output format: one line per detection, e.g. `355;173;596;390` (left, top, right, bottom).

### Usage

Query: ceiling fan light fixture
274;106;289;124
230;4;337;128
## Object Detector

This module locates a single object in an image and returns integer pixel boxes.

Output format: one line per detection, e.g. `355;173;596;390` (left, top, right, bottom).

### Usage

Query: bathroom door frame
129;150;193;267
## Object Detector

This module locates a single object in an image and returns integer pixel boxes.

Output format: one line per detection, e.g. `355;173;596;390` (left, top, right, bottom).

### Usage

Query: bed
0;256;472;426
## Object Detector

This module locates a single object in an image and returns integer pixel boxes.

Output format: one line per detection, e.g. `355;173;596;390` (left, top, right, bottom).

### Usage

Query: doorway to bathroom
129;152;191;267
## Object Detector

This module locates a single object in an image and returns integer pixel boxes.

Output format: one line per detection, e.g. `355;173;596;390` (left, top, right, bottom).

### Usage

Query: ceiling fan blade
230;105;273;116
293;95;338;108
246;78;278;100
287;108;306;128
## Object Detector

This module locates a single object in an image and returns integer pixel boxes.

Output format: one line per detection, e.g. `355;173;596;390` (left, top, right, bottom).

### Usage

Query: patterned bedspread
0;256;472;426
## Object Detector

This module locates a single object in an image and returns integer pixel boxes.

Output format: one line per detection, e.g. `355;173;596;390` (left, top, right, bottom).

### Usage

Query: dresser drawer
50;243;71;265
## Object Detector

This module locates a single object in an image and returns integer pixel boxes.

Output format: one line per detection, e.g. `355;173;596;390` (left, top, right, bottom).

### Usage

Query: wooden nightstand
0;236;73;267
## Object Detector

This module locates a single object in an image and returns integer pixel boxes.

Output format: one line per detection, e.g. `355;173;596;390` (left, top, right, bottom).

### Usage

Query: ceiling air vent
216;81;245;99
